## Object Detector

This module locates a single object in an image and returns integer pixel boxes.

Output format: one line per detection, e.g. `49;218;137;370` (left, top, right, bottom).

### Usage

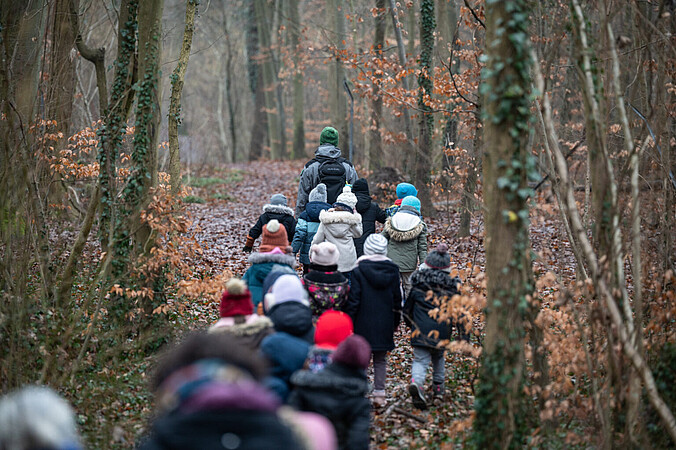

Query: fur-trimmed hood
248;251;297;268
263;203;295;217
290;364;368;396
209;314;273;336
410;268;460;293
318;209;362;225
384;218;424;242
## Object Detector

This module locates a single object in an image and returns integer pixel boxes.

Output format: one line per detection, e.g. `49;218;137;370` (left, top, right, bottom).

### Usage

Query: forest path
180;159;577;447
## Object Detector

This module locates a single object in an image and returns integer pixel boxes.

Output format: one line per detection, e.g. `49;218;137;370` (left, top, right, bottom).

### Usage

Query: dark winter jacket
242;252;296;306
291;201;331;264
247;204;297;246
303;264;350;317
267;301;315;345
403;268;460;348
138;362;301;450
381;205;428;272
296;145;359;216
345;255;402;351
352;180;387;257
288;363;371;450
261;332;311;403
139;409;301;450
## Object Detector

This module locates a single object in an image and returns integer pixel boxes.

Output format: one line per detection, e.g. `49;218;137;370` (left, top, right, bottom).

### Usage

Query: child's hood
390;207;422;232
263;203;295;216
319;210;361;238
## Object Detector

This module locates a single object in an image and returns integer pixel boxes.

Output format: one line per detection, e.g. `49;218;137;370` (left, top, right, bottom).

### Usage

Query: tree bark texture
472;1;534;447
246;0;266;160
288;0;305;159
97;0;138;252
47;0;76;139
169;0;198;195
416;0;436;216
368;0;387;169
254;0;282;159
329;0;348;151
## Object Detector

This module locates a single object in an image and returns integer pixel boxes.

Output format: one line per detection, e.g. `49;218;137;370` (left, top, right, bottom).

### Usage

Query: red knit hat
219;278;254;317
314;310;353;350
259;219;289;253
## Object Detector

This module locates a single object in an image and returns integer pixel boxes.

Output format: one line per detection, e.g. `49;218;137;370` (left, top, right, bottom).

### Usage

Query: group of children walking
238;174;464;414
139;128;466;449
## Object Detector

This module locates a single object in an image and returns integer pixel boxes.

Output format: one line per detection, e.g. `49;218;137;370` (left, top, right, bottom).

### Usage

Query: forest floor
159;159;578;449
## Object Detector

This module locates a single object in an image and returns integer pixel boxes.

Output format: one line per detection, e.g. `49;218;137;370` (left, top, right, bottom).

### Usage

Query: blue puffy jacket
291;201;331;264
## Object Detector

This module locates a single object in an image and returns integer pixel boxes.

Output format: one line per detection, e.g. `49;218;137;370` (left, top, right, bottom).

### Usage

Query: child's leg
373;351;388;391
430;349;446;385
411;346;431;387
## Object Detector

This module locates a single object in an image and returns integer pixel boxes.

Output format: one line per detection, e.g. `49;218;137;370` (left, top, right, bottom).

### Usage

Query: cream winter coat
311;209;363;272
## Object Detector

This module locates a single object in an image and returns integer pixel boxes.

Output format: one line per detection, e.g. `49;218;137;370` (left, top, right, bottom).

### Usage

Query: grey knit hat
363;234;388;256
424;243;451;272
270;194;287;206
308;183;327;203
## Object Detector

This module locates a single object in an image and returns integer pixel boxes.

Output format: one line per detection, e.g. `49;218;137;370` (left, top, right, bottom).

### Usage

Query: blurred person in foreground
138;332;335;450
0;385;82;450
288;335;372;450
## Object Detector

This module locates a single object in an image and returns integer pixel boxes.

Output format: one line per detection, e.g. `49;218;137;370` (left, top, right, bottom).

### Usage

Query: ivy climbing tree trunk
288;0;304;159
168;0;198;196
97;0;138;253
111;0;162;282
472;0;534;447
416;0;436;216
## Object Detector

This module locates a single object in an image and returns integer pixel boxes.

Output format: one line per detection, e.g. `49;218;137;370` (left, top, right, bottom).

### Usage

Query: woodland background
0;0;674;448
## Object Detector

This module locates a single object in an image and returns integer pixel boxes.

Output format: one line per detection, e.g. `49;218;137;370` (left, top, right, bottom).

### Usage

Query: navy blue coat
261;331;311;402
345;258;402;351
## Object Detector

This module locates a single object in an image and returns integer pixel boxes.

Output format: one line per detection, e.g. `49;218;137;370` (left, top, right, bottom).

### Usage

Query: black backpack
306;158;351;205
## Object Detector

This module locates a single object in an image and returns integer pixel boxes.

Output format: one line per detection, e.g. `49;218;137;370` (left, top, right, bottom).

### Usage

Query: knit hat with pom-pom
260;219;289;252
219;278;254;317
424;243;451;272
308;183;328;203
335;185;357;210
332;334;371;370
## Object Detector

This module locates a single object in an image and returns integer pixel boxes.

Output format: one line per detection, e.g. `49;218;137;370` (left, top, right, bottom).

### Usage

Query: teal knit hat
319;126;339;147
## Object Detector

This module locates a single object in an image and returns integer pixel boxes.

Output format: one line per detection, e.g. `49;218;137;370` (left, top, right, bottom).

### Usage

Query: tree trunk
458;130;480;237
416;0;436;216
369;0;386;169
47;0;76;140
329;0;348;150
111;0;162;280
254;0;282;159
472;1;533;447
288;0;304;159
246;0;266;161
97;0;138;252
168;0;198;195
388;0;416;172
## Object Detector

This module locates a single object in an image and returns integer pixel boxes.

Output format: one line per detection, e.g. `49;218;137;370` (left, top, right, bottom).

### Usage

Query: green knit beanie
319;126;339;147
